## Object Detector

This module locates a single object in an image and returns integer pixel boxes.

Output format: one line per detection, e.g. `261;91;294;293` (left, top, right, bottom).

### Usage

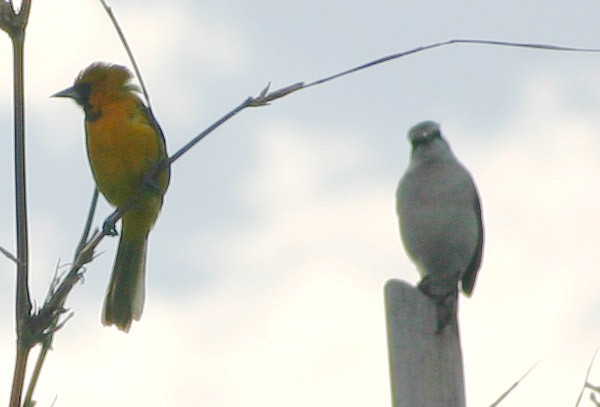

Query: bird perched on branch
53;63;170;332
396;121;483;332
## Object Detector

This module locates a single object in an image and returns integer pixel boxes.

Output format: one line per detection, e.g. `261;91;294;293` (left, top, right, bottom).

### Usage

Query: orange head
53;63;140;120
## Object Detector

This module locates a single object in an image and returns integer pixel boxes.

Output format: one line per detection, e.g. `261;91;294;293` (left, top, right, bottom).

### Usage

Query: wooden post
384;279;466;407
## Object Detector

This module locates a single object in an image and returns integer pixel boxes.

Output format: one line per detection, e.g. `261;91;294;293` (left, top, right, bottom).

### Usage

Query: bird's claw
102;218;118;236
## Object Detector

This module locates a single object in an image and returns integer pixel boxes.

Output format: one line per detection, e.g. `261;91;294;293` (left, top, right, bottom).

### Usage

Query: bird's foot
417;276;458;333
102;215;119;236
418;276;457;304
434;295;457;333
417;276;445;302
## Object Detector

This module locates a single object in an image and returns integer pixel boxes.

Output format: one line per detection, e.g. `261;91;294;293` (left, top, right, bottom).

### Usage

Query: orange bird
54;63;170;332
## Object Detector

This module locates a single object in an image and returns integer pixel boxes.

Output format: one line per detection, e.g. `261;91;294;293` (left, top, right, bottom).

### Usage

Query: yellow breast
85;98;168;208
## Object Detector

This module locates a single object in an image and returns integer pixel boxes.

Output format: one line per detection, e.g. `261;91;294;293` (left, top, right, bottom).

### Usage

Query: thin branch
23;324;57;406
489;362;538;407
99;0;152;108
100;2;600;172
575;348;599;407
11;35;30;407
167;96;253;165
34;204;105;330
304;39;600;89
74;188;99;257
246;82;305;106
2;1;34;405
13;19;31;327
23;312;73;407
10;346;31;407
0;244;19;264
164;39;600;166
0;0;30;38
143;81;301;172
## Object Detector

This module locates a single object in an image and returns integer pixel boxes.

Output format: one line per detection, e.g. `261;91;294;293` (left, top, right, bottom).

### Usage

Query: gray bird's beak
51;86;77;99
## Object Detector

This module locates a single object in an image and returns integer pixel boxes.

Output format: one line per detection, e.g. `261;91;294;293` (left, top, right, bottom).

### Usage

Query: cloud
456;73;600;406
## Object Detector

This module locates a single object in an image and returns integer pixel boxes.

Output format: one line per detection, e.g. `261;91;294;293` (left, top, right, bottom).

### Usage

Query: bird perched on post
53;63;170;332
396;121;483;332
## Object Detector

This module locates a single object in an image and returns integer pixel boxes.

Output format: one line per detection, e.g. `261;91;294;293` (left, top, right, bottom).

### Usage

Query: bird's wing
137;99;168;154
461;191;484;296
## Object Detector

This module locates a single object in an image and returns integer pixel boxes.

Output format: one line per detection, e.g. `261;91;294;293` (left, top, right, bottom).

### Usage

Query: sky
1;0;600;405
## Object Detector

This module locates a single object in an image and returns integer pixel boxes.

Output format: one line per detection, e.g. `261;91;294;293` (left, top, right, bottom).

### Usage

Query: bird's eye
75;82;92;104
411;134;429;146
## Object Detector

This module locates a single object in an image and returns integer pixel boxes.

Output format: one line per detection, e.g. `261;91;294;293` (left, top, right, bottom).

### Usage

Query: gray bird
396;121;483;332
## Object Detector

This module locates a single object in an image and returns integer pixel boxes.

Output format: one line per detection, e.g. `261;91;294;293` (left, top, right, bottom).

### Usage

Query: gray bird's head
406;120;453;162
407;121;442;146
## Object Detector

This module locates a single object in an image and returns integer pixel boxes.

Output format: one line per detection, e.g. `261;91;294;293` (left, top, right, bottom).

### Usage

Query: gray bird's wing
460;192;483;296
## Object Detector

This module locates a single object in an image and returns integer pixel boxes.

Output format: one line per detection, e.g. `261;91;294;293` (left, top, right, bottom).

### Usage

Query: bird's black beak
51;86;78;99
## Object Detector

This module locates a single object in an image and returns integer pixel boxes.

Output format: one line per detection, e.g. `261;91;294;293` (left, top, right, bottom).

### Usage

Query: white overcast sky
1;0;600;405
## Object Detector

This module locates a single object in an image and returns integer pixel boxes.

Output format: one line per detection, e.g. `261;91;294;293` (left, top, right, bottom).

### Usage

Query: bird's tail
102;231;147;333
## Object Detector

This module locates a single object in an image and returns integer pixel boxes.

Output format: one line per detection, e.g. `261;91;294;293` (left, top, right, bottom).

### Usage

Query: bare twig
163;40;600;166
166;99;249;165
304;39;600;89
34;194;104;329
23;312;72;407
101;4;600;178
99;0;152;108
12;14;30;331
0;245;19;264
2;1;34;406
575;348;599;407
489;362;538;407
74;188;99;257
0;0;30;38
246;82;305;106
